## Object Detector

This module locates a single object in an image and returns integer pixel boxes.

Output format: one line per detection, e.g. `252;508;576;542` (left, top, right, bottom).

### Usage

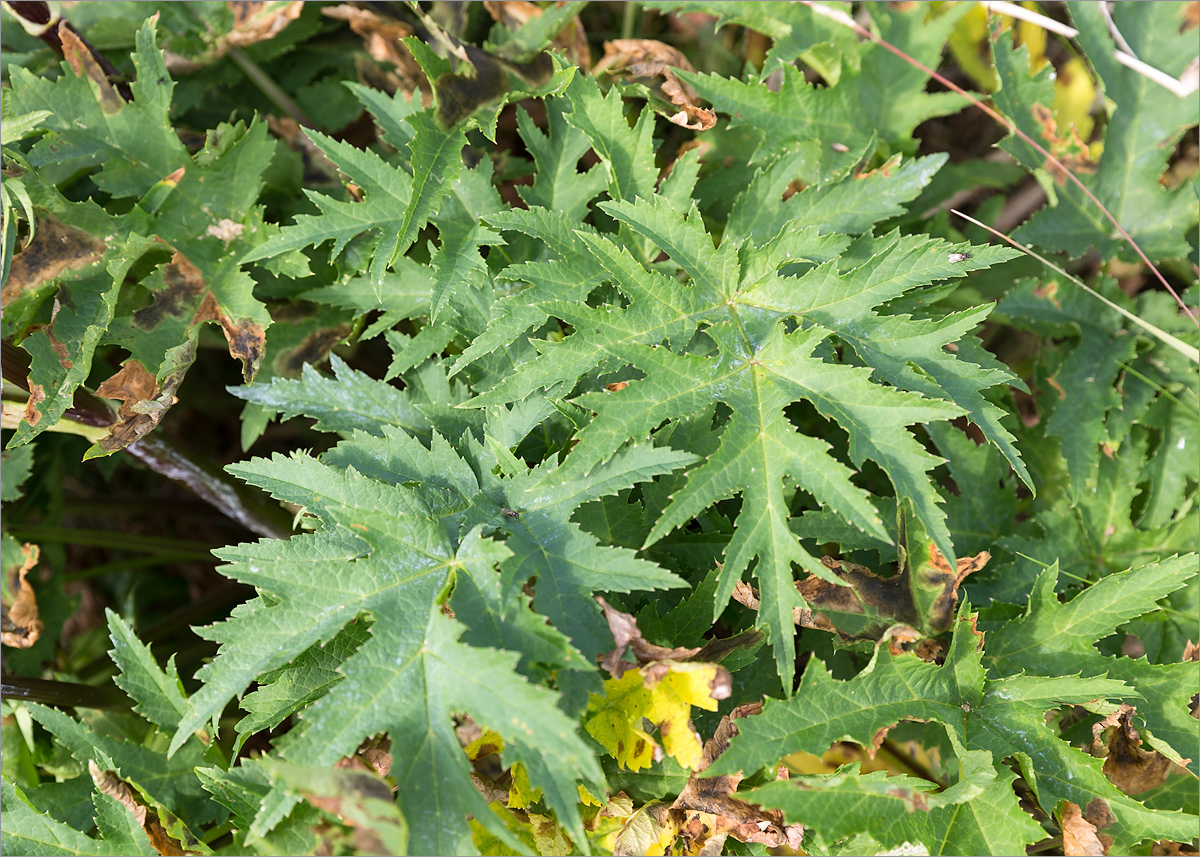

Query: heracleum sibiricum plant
1;2;1197;855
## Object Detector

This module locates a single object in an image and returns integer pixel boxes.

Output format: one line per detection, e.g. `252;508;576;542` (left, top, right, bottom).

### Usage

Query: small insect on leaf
830;142;850;153
605;381;629;392
502;508;521;519
948;252;972;263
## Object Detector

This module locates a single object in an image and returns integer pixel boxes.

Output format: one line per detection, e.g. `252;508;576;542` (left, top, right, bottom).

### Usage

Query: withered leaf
93;359;181;454
89;760;204;856
1060;799;1114;857
670;703;804;852
597;596;701;677
320;5;428;98
1091;704;1178;795
483;0;590;68
1;542;43;648
224;1;305;49
593;39;716;131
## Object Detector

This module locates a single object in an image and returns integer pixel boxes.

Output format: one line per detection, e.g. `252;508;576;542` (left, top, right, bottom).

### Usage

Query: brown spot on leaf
1029;103;1097;184
2;215;106;307
921;544;989;634
194;292;266;382
133;252;207;330
23;382;46;427
59;22;123;114
1182;1;1199;31
279;323;354;375
594;39;716;131
1154;840;1200;856
2;543;43;648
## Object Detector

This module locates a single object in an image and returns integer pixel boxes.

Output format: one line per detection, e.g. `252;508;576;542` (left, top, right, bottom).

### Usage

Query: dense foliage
2;2;1197;855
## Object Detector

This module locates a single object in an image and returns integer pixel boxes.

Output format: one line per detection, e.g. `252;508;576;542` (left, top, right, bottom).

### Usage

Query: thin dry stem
951;209;1199;365
799;0;1198;326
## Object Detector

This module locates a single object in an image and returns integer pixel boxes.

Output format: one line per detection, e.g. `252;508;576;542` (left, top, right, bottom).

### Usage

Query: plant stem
5;525;216;556
0;674;131;710
66;554;212;583
621;2;639;40
227;45;317;128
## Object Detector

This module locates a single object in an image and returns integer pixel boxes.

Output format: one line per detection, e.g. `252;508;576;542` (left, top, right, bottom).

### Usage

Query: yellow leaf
585;661;728;771
464;728;504;760
507;762;543;810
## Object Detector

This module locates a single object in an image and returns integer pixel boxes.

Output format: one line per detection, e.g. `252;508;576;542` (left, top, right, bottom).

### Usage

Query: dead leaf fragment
1;543;43;648
1060;800;1114;856
670;703;804;851
95;359;181;453
1090;704;1178;794
89;761;203;856
224;1;304;48
320;5;428;99
597;596;701;677
483;0;590;67
593;39;716;131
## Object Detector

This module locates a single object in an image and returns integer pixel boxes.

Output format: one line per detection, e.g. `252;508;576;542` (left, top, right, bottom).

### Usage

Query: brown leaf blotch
3;215;106;307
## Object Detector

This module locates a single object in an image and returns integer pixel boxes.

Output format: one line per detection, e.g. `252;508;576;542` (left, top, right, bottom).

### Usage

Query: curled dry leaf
320;5;429;99
1;542;43;648
1060;799;1115;857
597;595;701;678
89;761;204;856
483;0;591;68
1090;704;1179;794
224;1;304;48
671;703;805;852
162;1;303;72
597;595;762;679
593;39;716;131
94;360;181;454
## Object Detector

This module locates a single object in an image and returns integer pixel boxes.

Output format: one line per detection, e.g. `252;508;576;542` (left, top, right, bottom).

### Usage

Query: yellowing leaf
585;661;731;771
507;762;543;810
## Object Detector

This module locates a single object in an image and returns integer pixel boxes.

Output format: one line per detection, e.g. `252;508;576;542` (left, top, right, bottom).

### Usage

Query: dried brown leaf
1061;801;1111;856
593;39;715;131
320;5;429;99
596;596;701;678
669;703;804;851
483;0;591;67
224;1;304;48
1090;704;1179;794
1;543;43;649
94;359;182;453
89;761;202;856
